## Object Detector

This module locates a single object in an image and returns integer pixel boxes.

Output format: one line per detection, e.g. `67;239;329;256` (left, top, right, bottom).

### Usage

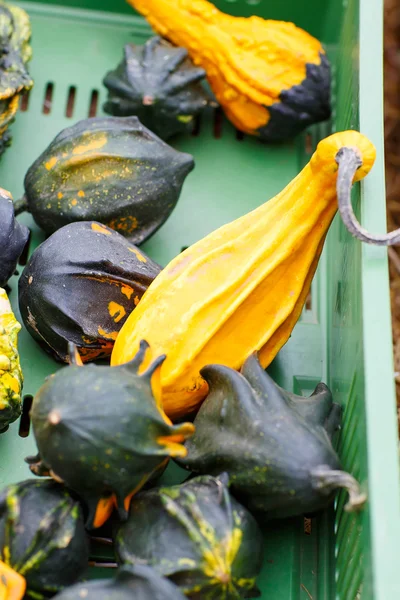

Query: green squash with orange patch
18;221;161;363
27;341;195;530
16;116;195;244
115;474;264;599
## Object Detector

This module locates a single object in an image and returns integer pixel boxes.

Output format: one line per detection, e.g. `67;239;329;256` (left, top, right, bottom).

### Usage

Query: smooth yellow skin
0;289;23;413
112;131;376;419
125;0;324;134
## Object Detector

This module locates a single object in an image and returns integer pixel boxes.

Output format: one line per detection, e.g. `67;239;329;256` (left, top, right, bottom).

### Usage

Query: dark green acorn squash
115;473;263;599
17;116;194;243
103;37;209;140
53;565;187;600
27;341;195;530
0;188;29;287
0;478;89;600
178;354;366;520
18;221;161;363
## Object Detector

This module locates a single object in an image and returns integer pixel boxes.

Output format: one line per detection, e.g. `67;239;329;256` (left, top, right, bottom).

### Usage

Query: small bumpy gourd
126;0;331;141
179;354;366;519
53;565;187;600
28;341;194;529
0;1;33;155
0;188;29;287
0;288;23;432
17;116;195;243
115;474;264;599
111;131;376;419
18;221;161;363
103;37;209;140
0;479;89;600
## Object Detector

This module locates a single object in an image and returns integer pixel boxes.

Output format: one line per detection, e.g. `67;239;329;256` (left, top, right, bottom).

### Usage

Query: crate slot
65;85;77;118
88;89;99;118
235;129;245;141
20;90;31;112
42;82;54;115
192;114;202;137
18;395;33;438
213;106;223;138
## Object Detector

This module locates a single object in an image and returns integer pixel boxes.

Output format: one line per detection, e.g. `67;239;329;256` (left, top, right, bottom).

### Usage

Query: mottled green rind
115;474;264;599
53;564;187;600
0;479;88;598
29;342;193;529
179;354;343;520
23;116;195;244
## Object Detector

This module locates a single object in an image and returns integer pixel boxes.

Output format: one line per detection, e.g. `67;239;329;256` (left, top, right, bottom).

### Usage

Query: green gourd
53;565;187;600
27;341;194;530
18;221;161;363
178;354;366;519
103;37;209;140
16;116;194;244
0;479;89;600
115;474;264;599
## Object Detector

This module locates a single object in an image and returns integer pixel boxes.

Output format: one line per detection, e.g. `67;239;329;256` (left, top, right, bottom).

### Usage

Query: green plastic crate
2;0;400;598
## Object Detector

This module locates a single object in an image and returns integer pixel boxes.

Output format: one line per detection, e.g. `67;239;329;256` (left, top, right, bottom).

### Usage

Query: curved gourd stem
311;465;367;512
336;146;400;245
13;195;28;217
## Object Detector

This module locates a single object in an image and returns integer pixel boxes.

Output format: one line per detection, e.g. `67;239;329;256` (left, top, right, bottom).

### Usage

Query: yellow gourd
111;131;376;419
125;0;331;141
0;288;23;431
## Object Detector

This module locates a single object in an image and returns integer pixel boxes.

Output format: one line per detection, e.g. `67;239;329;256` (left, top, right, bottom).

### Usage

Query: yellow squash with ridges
111;131;376;420
125;0;331;141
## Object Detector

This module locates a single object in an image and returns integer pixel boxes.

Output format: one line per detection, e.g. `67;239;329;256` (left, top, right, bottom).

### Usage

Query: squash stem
311;465;367;512
13;195;28;216
336;147;400;245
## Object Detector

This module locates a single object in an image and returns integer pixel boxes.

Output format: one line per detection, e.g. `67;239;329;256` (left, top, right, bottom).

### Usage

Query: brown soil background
384;0;400;420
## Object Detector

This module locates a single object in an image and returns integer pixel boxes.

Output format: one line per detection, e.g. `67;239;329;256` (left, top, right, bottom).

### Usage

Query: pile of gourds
0;0;396;598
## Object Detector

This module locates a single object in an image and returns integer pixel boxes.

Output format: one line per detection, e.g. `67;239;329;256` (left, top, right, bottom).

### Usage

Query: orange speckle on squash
91;223;111;235
108;216;139;234
45;156;58;170
121;286;134;300
108;301;127;323
134;296;140;306
128;247;147;263
98;327;118;341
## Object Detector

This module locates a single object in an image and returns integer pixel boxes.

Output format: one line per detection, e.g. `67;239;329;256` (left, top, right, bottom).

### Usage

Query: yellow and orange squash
111;130;376;419
0;288;23;432
125;0;331;141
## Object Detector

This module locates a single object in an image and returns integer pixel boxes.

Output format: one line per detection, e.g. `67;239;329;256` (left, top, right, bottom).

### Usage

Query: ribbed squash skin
18;221;161;363
0;2;33;154
103;37;209;140
0;479;89;600
53;565;187;600
179;354;348;518
23;116;194;243
0;189;29;287
115;474;263;599
111;131;376;419
29;342;194;529
0;288;23;432
126;0;331;141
